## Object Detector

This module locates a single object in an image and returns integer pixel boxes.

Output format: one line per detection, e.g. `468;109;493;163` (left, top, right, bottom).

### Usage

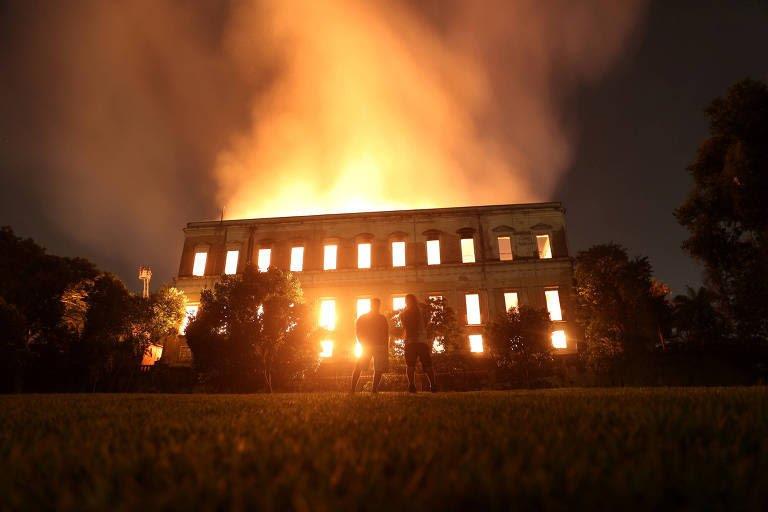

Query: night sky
1;0;766;294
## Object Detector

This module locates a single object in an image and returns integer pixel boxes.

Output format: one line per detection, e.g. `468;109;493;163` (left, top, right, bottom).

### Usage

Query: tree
574;244;671;375
485;306;552;387
72;273;143;391
0;297;28;391
0;226;97;346
675;78;768;343
145;287;186;345
672;287;726;345
185;266;318;392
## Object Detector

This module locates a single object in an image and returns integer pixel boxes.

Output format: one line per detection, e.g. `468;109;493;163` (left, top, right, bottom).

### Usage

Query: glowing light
192;252;207;276
392;296;406;312
545;290;562;321
465;293;481;325
257;248;271;272
504;292;519;312
319;299;336;330
320;340;334;358
498;236;513;261
426;240;441;265
551;330;567;349
354;342;363;358
357;298;371;318
392;241;406;267
469;334;484;353
290;246;304;272
224;250;239;275
179;305;199;334
433;339;445;353
357;242;372;269
324;244;337;270
537;234;552;259
460;238;475;263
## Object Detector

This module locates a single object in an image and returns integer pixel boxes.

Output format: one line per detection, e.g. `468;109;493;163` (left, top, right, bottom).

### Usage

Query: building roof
186;202;564;229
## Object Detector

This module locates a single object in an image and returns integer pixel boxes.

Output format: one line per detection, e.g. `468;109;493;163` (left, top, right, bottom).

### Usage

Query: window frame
290;245;305;272
257;247;272;272
497;236;513;261
460;237;476;263
426;239;441;265
544;289;563;321
465;293;482;325
323;243;338;271
224;249;240;275
536;234;553;259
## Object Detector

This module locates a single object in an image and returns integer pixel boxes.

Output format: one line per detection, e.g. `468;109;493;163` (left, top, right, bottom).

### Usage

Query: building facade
160;203;576;366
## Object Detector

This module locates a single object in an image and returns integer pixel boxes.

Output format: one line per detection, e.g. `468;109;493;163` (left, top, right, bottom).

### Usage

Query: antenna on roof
138;266;152;299
220;206;226;223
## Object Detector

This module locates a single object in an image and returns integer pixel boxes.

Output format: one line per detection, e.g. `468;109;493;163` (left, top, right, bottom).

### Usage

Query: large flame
0;0;646;281
216;0;646;219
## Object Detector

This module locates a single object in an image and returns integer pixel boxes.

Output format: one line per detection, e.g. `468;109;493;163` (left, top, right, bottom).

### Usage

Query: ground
1;388;767;510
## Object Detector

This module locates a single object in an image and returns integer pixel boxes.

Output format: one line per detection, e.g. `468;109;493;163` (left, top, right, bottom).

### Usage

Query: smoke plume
0;0;646;281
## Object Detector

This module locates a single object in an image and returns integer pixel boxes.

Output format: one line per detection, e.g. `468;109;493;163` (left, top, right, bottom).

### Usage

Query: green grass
1;389;767;510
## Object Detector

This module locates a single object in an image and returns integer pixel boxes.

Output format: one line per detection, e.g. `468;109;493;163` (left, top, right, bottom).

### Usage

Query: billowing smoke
0;0;646;281
218;0;647;218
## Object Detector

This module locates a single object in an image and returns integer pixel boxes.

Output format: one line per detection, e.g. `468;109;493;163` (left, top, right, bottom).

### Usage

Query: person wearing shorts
350;298;389;393
400;294;437;393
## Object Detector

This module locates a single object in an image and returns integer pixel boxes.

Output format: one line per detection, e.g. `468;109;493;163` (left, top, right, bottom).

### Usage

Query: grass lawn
1;388;767;510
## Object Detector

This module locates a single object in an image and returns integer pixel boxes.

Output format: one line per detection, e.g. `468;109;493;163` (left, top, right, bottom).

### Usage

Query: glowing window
460;238;476;263
320;340;334;358
433;339;445;353
465;293;481;325
257;248;271;272
498;236;513;261
545;290;563;321
356;298;371;318
392;241;406;267
392;296;406;312
319;299;336;330
504;292;519;312
290;246;304;272
427;240;441;265
469;334;484;353
224;250;239;275
179;305;199;334
192;252;207;276
358;242;372;269
537;235;552;259
551;330;567;349
324;244;337;270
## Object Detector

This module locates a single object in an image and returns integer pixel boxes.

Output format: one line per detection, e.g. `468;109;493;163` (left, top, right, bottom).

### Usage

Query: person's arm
356;316;363;342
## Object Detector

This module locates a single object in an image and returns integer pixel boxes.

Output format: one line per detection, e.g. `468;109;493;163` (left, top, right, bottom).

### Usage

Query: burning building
161;203;575;366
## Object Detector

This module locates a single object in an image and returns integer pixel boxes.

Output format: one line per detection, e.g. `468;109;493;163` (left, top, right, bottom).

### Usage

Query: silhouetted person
351;298;389;393
401;294;437;393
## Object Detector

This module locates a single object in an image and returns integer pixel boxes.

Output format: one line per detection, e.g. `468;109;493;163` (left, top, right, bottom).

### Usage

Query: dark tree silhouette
672;287;726;345
675;78;768;343
485;305;552;387
185;265;318;392
574;244;671;376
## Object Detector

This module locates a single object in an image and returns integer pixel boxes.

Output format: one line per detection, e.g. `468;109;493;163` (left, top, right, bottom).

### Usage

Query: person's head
371;298;381;313
405;294;418;310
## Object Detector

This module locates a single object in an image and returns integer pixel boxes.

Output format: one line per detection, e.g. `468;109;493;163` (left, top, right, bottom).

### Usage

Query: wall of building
162;203;575;366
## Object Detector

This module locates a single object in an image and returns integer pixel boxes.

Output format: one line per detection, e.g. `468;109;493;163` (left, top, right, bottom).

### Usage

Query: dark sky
558;0;767;292
1;0;766;294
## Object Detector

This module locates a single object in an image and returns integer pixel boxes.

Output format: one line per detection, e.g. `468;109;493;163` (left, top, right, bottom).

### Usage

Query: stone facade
161;203;576;366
